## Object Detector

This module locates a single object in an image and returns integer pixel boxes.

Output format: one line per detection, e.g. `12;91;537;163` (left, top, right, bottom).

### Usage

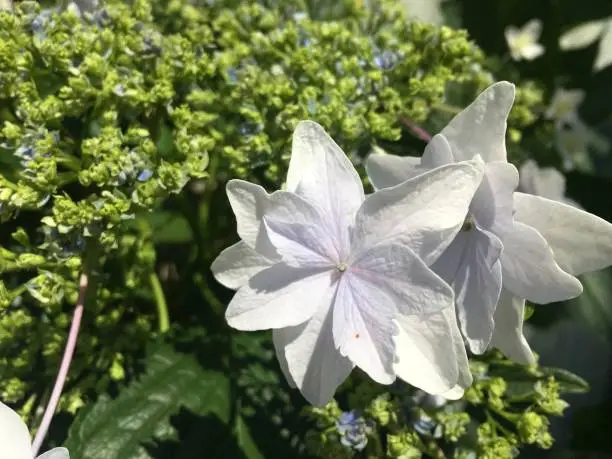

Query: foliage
0;0;596;457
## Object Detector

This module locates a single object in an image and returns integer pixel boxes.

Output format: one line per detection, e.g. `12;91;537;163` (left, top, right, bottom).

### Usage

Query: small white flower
505;19;545;61
519;159;579;207
0;401;69;459
212;121;485;404
545;88;585;125
366;82;612;380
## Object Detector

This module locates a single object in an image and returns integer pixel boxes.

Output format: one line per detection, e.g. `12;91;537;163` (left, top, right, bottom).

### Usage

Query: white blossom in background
519;159;580;207
545;88;585;125
544;88;609;171
0;401;69;459
505;19;545;61
212;121;486;404
559;18;612;72
366;82;612;384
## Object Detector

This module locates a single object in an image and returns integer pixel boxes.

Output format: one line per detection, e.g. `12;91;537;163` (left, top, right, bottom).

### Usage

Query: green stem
149;272;169;333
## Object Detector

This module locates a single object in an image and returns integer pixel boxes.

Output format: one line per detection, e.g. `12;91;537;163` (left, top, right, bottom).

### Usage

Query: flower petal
489;289;536;364
433;228;503;354
354;159;485;265
288;121;364;251
514;192;612;276
394;307;467;394
225;264;336;330
37;448;70;459
211;241;275;290
365;154;422;190
0;401;32;459
470;162;518;233
365;134;454;190
226;179;269;247
334;244;454;384
523;19;543;40
263;191;339;266
273;298;354;405
521;43;545;60
500;221;582;303
440;82;515;163
519;160;566;201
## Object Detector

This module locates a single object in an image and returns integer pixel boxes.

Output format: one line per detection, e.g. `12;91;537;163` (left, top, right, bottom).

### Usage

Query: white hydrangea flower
366;82;612;377
505;19;545;61
0;401;69;459
212;121;486;404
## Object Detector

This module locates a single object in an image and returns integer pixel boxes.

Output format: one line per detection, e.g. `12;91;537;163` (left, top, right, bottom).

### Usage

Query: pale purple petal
37;449;70;459
0;401;31;459
288;121;364;256
440;82;515;163
263;191;340;266
211;241;276;290
354;159;485;265
514;192;612;275
500;221;583;303
489;289;536;364
433;227;503;354
333;244;454;384
225;265;336;330
470;162;518;233
394;307;467;394
273;298;354;405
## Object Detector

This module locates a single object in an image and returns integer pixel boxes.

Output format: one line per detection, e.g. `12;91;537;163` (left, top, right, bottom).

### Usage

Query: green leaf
64;344;230;459
539;367;590;394
235;414;266;459
142;211;193;244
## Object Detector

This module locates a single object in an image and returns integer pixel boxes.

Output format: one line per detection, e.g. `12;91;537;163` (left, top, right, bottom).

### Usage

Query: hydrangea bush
0;0;602;458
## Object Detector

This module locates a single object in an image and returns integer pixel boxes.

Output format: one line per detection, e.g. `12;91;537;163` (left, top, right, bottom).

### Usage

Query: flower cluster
213;81;612;406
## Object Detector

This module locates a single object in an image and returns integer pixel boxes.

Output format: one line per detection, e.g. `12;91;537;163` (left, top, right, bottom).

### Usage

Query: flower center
336;262;347;272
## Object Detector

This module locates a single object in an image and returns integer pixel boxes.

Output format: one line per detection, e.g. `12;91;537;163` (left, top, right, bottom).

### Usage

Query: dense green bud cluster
304;350;581;458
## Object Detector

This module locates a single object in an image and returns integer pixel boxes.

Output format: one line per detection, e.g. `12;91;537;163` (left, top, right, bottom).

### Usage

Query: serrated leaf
64;344;230;459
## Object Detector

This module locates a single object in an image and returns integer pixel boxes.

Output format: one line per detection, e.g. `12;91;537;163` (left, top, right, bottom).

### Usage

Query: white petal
489;289;535;364
289;121;364;248
0;401;32;459
440;82;515;163
226;180;269;247
334;243;454;384
365;154;422;190
437;311;473;400
434;228;503;354
365;134;454;190
273;298;354;406
211;241;275;290
354;159;485;265
523;19;543;40
500;221;582;303
559;19;607;50
521;43;545;60
263;191;341;265
225;264;336;330
37;448;70;459
394;307;467;394
594;24;612;71
470;162;518;233
514;192;612;275
519;160;566;201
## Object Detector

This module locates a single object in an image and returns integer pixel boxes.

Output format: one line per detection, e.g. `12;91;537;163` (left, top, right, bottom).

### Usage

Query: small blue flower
373;50;399;70
136;169;154;182
336;411;371;451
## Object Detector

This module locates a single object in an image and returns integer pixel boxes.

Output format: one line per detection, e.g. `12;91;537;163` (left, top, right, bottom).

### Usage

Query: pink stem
31;273;88;456
400;117;433;142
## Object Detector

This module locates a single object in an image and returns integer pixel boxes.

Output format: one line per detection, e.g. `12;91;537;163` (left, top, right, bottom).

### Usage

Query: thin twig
149;272;170;333
31;272;88;456
399;117;433;142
